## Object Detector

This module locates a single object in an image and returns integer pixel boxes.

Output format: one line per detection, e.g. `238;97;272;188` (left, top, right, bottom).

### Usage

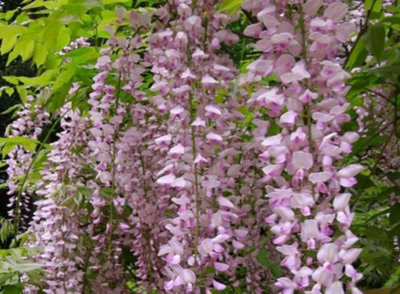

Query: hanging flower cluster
25;104;91;293
242;0;363;293
6;96;50;230
57;37;90;56
4;0;365;293
147;0;273;292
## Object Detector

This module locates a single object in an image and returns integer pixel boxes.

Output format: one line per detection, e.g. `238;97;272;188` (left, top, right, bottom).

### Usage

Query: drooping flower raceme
6;97;50;231
25;104;91;294
148;1;271;292
242;0;362;293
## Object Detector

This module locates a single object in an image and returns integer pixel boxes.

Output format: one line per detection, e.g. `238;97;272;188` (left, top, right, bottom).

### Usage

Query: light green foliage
0;0;143;115
217;0;243;15
0;137;39;156
0;245;43;292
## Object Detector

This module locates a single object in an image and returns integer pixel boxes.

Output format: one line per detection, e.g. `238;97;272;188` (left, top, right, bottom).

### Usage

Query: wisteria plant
0;0;399;293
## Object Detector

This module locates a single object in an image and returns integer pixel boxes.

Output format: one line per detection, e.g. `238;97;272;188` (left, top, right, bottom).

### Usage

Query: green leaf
4;87;15;97
41;20;63;54
53;68;76;92
97;10;119;35
364;23;386;62
365;0;382;15
63;47;100;67
56;26;71;51
364;226;389;241
20;40;35;62
0;219;13;244
0;137;39;152
33;42;48;68
2;77;19;85
372;65;400;81
0;284;24;294
13;70;57;87
4;9;18;21
382;16;400;25
355;174;374;190
390;204;400;225
49;84;69;112
16;86;27;104
257;249;281;278
1;144;17;157
82;0;103;8
3;256;42;273
218;0;243;15
44;54;61;69
0;104;21;116
23;0;57;10
32;149;48;171
15;12;30;24
0;272;18;286
0;27;19;55
6;50;20;67
267;121;281;136
102;0;130;4
5;32;36;65
387;172;400;183
346;39;368;70
352;135;386;154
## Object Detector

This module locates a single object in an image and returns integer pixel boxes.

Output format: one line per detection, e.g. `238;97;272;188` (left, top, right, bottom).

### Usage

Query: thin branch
366;87;395;105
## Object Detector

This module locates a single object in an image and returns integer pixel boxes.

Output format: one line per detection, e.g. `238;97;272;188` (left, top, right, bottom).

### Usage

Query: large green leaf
4;70;57;87
16;86;28;104
364;23;386;62
33;42;49;67
0;137;39;153
365;0;382;15
3;260;42;273
0;26;19;55
346;38;369;70
53;68;76;92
